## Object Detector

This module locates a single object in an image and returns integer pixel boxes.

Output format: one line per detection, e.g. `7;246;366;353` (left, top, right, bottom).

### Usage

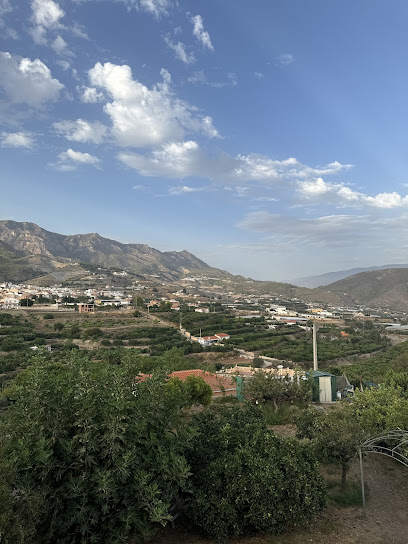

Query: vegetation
185;405;325;541
0;355;192;543
244;371;313;411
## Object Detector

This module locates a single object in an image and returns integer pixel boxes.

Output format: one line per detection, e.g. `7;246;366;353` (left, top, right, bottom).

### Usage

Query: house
215;333;230;340
78;303;95;313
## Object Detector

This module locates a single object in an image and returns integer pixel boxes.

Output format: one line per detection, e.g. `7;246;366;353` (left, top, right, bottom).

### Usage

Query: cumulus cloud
191;15;213;50
0;52;63;107
254;72;264;79
53;119;107;144
164;35;195;64
78;86;105;103
51;148;101;170
30;0;65;44
118;141;352;185
88;62;219;147
297;177;408;209
1;131;35;148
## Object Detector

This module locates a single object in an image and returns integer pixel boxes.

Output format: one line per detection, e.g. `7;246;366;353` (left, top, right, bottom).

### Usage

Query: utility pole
313;322;318;371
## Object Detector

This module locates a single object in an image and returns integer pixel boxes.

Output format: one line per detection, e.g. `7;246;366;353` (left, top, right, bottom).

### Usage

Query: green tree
252;356;264;368
19;298;33;307
185;405;325;541
0;356;191;543
295;408;361;491
245;371;312;411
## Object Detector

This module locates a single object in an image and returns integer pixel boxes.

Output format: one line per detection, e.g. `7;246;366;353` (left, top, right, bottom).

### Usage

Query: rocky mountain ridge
0;220;214;281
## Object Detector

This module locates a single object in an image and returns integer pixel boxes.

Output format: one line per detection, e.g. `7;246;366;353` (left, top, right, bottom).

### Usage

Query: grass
325;479;365;507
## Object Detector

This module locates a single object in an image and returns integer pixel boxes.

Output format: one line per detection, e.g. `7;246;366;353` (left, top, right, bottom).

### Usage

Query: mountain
0;220;214;281
293;264;408;288
314;268;408;311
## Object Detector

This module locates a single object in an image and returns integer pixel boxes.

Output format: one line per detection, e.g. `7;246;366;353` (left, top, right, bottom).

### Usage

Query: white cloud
30;0;65;44
0;0;11;19
297;177;408;209
276;53;294;65
71;23;89;39
169;184;208;195
0;52;63;107
164;35;195;64
51;35;74;58
191;15;213;51
0;0;17;39
118;140;204;177
88;62;219;147
238;211;408;248
118;141;352;185
78;86;105;103
187;70;238;88
254;72;264;79
1;131;35;148
53;119;107;144
52;148;101;170
138;0;171;18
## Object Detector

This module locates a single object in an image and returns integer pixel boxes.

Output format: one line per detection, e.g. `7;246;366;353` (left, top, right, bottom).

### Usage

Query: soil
151;455;408;544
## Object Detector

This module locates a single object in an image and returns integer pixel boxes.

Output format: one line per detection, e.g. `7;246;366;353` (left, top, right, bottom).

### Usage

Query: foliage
19;298;33;307
349;386;408;436
295;407;360;491
324;338;408;385
0;356;191;543
245;371;312;411
185;405;325;541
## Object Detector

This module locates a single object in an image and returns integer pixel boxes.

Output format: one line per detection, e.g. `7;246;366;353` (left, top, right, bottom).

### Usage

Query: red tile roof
137;369;236;394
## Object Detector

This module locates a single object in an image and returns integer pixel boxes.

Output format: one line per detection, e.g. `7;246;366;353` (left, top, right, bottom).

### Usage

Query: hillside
293;263;408;288
319;268;408;311
0;220;217;281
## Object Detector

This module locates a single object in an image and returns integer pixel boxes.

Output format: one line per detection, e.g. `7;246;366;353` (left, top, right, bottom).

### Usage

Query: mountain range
2;220;408;312
0;220;216;282
293;264;408;288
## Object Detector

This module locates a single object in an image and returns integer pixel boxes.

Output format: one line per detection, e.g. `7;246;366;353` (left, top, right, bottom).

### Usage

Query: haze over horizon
2;1;408;281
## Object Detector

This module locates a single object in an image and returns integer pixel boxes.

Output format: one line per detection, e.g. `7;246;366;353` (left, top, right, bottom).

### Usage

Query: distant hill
0;220;217;282
293;264;408;288
315;268;408;311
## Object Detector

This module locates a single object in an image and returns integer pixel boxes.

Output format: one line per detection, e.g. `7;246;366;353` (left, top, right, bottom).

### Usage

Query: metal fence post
359;447;366;515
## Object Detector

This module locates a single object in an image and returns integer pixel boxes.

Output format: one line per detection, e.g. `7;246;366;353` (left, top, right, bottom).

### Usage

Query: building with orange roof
137;369;237;398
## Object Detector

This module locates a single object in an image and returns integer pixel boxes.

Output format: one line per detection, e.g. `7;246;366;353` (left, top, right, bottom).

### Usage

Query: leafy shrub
0;358;191;543
185;405;325;541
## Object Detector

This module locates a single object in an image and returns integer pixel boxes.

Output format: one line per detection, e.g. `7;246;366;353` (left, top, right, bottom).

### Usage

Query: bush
42;314;54;320
0;358;191;543
185;405;325;541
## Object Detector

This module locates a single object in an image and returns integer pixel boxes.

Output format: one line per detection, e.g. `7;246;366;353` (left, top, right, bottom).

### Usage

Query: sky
2;0;408;282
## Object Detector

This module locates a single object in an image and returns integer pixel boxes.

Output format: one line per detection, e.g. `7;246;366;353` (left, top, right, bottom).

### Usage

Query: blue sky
2;0;408;281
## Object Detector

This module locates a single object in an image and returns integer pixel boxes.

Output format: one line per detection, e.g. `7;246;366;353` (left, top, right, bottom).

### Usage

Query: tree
19;298;33;307
245;371;312;411
185;405;325;540
166;375;212;407
0;356;191;543
252;356;264;368
296;407;361;491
